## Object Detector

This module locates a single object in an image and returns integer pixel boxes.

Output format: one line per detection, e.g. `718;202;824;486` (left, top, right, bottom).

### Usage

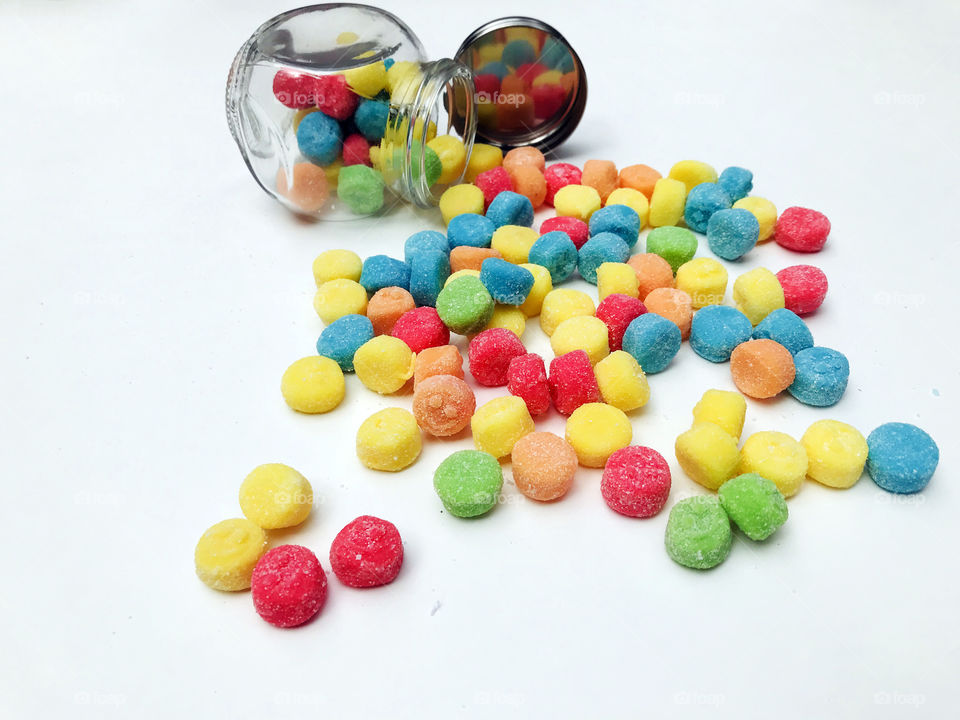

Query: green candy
337;165;385;215
664;496;732;570
433;450;503;518
718;473;788;541
435;275;494;334
646;226;698;273
410;145;442;188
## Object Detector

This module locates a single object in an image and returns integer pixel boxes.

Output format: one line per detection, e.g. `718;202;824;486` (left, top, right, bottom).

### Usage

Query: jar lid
453;17;586;153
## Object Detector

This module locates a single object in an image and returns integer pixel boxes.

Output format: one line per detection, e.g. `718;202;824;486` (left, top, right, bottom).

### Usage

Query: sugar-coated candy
643;287;693;340
589;204;641;248
801;419;867;489
622;313;681;374
788;346;849;406
596;294;646;351
549;350;601;415
329;516;403;589
668;160;718;195
412;374;476;437
689;305;753;363
404;230;449;263
471;395;534;458
465;143;504;182
676;422;740;490
391;307;450;353
578;232;630;284
356;407;422;471
342;133;371;166
664;496;732;570
337;164;385;214
387;60;422;96
366;286;415;335
344;60;387;97
251;545;327;628
551;316;610;365
450;246;502;272
355;99;389;141
529;231;578;284
486;190;534;228
730;339;795;399
733;267;785;325
706;208;759;261
480;258;534;305
313;249;362;286
436;275;495;334
618;164;662;199
354;336;416;394
692;389;746;440
273;69;318;109
718;473;787;541
195;518;267;591
297;110;342;165
645;226;697;273
602;446;670;518
409;251;450;307
503;38;537;67
675;257;728;308
733;196;777;242
775;206;830;252
648;178;686;227
239;464;313;530
683;183;731;233
414;345;463;387
507;353;551;416
776;265;828;315
490;225;538;264
738;431;808;498
540;288;595;336
408;144;443;188
503;146;546;174
440;187;486;226
519;263;552;317
717;167;753;203
512;432;578;501
281;356;345;414
594;350;649;412
581;160;618;202
509;166;547;209
554;184;602;222
428;135;468;184
468;327;527;387
565;402;632;468
434;450;503;518
276;163;329;213
752;308;813;355
314;279;368;324
360;255;410;294
485;305;526;337
628;253;676;298
606;188;649;227
447;212;495;248
317;314;374;371
544;163;583;206
445;269;481;286
540;215;589;248
475;167;515;209
866;423;939;494
597;262;640;301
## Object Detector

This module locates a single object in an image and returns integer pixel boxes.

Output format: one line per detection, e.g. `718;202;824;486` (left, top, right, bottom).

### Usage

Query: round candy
801;419;868;489
675;422;740;490
409;251;450;308
447;212;495;248
195;518;267;591
683;182;731;234
601;446;671;518
692;389;746;440
313;249;363;286
468;327;527;386
251;545;327;628
475;167;515;210
273;69;318;109
519;263;553;317
643;287;693;339
549;350;600;416
342;133;371;166
317;314;374;371
480;257;535;305
647;178;686;227
668;160;718;194
509;165;547;209
589;204;641;248
403;230;449;264
775;206;831;252
581;159;618;202
529;231;579;284
337;164;385;214
344;60;387;97
450;246;502;272
490;225;538;264
512;431;578;501
360;255;411;294
675;257;728;309
866;423;939;494
717;166;753;203
428;135;468;184
471;396;534;458
313;279;368;324
707;208;759;261
507;353;551;416
412;374;476;437
596;293;647;351
392;307;450;353
366;286;415;335
329;516;403;588
239;464;313;530
733;267;785;325
540;215;589;248
578;232;630;284
776;264;828;315
605;187;650;228
646;226;697;273
354;99;389;141
356;407;422;471
594;349;649;412
544;163;583;206
503;146;546;174
733;196;778;242
539;288;595;336
434;450;504;517
788;346;849;407
485;305;526;337
465;143;504;182
618;164;662;199
622;313;682;374
276;163;330;213
281;356;345;414
738;431;808;498
296;110;342;165
486;190;534;228
597;262;640;301
752;308;814;356
354;336;416;394
628;253;675;299
554;184;602;222
664;496;732;570
718;473;788;541
551;316;610;365
689;305;753;363
565;402;632;468
414;345;463;387
436;275;495;334
730;339;796;399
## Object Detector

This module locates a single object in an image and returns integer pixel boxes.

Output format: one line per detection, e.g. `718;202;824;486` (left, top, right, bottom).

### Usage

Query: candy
427;135;467;184
589;204;641;248
801;419;868;489
675;422;740;490
540;215;590;248
503;38;537;68
664;496;732;570
628;253;676;298
281;356;345;414
594;350;650;412
775;206;830;252
313;249;362;286
354;99;389;141
553;184;602;222
509;166;547;209
643;287;693;340
413;344;464;387
578;233;630;284
601;446;670;518
675;257;728;308
507;353;551;416
528;231;579;284
776;265;828;315
788;346;849;406
689;305;753;363
551;316;610;365
480;258;534;304
356;407;422;471
387;60;422;96
549;350;601;415
733;196;777;242
465;143;504;182
717;166;753;203
596;293;646;351
605;187;649;228
409;144;443;189
503;146;546;174
544;163;583;206
692;389;746;440
251;545;327;628
468;327;527;386
752;308;814;355
344;60;387;97
273;69;318;109
436;275;495;333
409;251;450;307
580;159;618;202
317;314;374;371
511;432;578;501
730;339;796;399
565;402;632;468
647;178;686;227
618;164;662;198
341;133;371;166
238;464;313;530
297;110;342;165
733;267;785;325
738;431;808;498
276;163;329;213
337;164;385;214
596;262;640;301
471;395;534;458
403;230;449;264
434;450;503;517
445;269;481;285
366;286;415;335
412;374;476;437
360;255;411;294
195;518;268;591
447;212;495;248
485;305;526;337
668;160;718;195
323;158;343;188
539;288;595;336
866;423;939;494
519;263;552;317
450;245;503;272
329;516;403;588
391;307;450;353
354;336;416;394
717;473;787;541
313;278;368;324
486;190;534;228
683;183;731;233
645;226;697;273
622;313;682;374
707;208;760;261
490;225;538;264
475;167;515;209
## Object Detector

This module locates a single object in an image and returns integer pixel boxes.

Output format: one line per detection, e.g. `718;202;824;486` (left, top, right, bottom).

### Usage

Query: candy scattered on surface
738;431;808;498
788;346;849;407
511;431;578;501
595;293;646;351
314;278;368;324
601;446;671;518
549;350;601;416
471;395;534;458
507;352;551;416
356;407;422;471
664;496;732;570
752;308;814;356
730;339;796;399
732;267;785;326
692;389;746;441
675;257;728;309
776;264;828;316
469;327;527;387
413;345;463;387
801;419;868;489
317;313;374;371
866;422;939;494
622;312;682;374
775;206;831;252
281;356;345;414
239;464;313;530
689;305;753;363
195;518;268;592
550;315;610;365
643;287;693;340
718;473;788;541
565;402;632;468
594;350;650;412
435;275;495;334
412;374;476;437
329;516;403;588
433;450;503;517
676;422;740;491
251;545;327;628
354;336;416;394
645;226;697;273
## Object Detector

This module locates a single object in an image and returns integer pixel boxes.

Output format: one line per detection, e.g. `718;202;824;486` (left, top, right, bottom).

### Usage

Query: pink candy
775;206;831;252
540;216;590;249
548;350;600;416
596;294;647;351
468;328;527;387
392;307;450;353
601;446;671;518
507;353;551;416
776;264;828;315
544;163;583;206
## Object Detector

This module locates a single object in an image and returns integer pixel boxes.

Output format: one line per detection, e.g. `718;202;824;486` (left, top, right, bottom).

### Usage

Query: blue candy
540;37;574;72
447;213;495;248
578;232;630;284
359;254;410;293
502;39;536;69
486;191;534;228
684;183;731;234
404;230;449;263
479;257;534;305
752;308;814;355
316;314;374;372
296;111;342;166
707;208;759;261
622;313;682;373
354;99;389;142
479;61;509;80
718;167;753;202
409;251;450;307
788;346;849;407
689;305;753;363
528;231;578;284
866;423;939;494
589;204;641;249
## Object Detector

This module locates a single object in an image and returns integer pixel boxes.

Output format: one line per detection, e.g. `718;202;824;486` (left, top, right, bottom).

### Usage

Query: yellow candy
675;257;728;308
369;145;381;171
445;269;481;286
466;143;503;181
336;31;359;45
565;403;632;468
313;278;368;324
356;407;422;471
519;263;552;317
344;60;387;98
733;196;777;242
505;26;540;45
605;187;649;228
472;396;534;458
427;135;468;185
648;177;686;227
485;305;526;337
354;336;416;394
738;431;808;498
312;249;363;286
532;70;564;87
293;107;320;132
281;356;345;414
801;420;868;489
594;351;650;412
668;160;718;195
239;464;313;529
539;288;595;336
194;518;267;591
675;422;740;490
692;389;746;441
733;267;785;325
553;184;602;222
491;225;538;264
439;183;484;224
476;42;503;64
550;316;610;365
386;61;421;93
596;262;639;300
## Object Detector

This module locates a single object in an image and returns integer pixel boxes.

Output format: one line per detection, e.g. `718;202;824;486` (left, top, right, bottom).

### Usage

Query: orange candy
508;165;547;209
730;339;796;399
412;374;476;437
450;246;503;272
501;74;528;95
366;287;415;335
618;164;662;199
511;431;578;501
644;287;694;339
503;146;546;174
414;345;464;387
581;159;618;202
276;163;329;213
628;253;675;299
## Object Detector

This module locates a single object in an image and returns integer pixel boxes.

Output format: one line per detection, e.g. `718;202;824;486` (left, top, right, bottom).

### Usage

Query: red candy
776;264;829;315
474;167;515;210
342;133;371;166
774;206;831;253
507;353;551;416
601;446;672;518
272;70;319;110
392;307;450;353
251;545;328;628
596;294;647;351
539;215;589;248
516;62;548;82
474;73;501;100
543;163;583;206
548;350;600;416
313;74;359;121
468;327;527;387
329;515;404;588
532;85;567;119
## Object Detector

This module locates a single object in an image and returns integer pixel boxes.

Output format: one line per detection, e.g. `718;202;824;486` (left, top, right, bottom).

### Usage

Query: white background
2;0;958;717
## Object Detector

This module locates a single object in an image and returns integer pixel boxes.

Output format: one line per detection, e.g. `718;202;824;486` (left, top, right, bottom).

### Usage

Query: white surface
2;0;958;717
